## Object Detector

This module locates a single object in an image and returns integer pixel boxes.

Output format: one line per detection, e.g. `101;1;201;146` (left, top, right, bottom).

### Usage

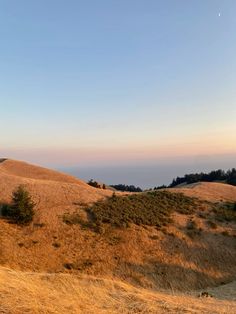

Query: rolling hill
0;159;236;313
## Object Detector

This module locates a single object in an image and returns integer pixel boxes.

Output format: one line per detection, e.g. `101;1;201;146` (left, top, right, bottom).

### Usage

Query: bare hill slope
0;159;85;184
171;181;236;202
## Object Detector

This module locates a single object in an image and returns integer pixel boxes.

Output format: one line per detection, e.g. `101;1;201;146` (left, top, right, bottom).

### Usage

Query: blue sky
1;1;236;184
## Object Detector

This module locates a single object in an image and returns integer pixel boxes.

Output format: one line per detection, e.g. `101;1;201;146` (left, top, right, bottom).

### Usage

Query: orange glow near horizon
2;134;236;167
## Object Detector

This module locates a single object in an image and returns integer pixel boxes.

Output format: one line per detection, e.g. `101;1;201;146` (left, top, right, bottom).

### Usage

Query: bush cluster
2;185;35;224
85;191;203;228
88;179;106;189
213;202;236;222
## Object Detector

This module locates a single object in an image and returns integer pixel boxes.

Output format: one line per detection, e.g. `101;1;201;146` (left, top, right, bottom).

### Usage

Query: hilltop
171;181;236;202
0;159;236;313
0;159;112;224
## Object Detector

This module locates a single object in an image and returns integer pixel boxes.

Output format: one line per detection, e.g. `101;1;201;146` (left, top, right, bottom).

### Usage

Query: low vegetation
213;202;236;222
186;219;202;238
1;185;35;224
88;179;106;189
64;191;206;229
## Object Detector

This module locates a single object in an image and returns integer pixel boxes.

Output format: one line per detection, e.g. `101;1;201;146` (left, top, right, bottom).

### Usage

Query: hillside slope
0;267;235;314
0;159;112;223
0;160;235;299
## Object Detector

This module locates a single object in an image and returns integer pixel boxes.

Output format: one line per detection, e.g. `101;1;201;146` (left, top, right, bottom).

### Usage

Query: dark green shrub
64;263;75;270
52;242;61;248
2;185;35;224
87;191;204;229
88;179;106;189
213;202;236;222
187;220;197;230
1;204;12;216
63;191;208;231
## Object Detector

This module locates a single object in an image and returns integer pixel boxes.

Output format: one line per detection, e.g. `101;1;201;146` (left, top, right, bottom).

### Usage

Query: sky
1;1;236;187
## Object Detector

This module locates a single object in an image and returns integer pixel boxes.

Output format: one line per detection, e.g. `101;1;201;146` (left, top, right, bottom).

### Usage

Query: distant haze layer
59;154;236;189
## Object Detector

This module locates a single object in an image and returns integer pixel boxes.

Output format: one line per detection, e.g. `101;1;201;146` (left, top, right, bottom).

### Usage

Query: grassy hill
0;159;236;313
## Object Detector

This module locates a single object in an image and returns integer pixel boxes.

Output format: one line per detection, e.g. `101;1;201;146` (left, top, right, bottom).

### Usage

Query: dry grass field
0;267;236;314
0;159;236;313
171;181;236;202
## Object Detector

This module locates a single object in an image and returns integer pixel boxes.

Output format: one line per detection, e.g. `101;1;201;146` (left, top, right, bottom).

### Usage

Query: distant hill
171;181;236;202
0;159;113;224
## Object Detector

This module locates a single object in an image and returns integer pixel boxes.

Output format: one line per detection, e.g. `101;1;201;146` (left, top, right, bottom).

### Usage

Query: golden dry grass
171;181;236;202
0;159;113;225
0;266;236;314
0;160;236;289
0;159;236;313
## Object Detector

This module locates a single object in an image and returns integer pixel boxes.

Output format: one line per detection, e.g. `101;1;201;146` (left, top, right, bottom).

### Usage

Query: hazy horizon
56;153;236;189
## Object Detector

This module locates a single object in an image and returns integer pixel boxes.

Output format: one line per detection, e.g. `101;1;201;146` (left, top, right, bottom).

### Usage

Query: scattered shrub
88;180;106;189
186;220;202;238
52;242;61;248
2;185;35;224
187;220;197;230
64;263;75;270
198;212;207;219
213;202;236;222
186;229;201;238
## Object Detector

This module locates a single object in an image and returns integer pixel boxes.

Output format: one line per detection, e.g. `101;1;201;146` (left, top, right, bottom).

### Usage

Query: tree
110;184;142;192
3;185;35;224
227;168;236;186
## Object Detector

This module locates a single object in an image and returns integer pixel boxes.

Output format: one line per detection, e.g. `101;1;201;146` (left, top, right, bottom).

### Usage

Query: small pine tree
6;185;35;224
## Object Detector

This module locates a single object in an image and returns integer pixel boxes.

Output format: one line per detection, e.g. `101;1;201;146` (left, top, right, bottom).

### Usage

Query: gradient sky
1;1;236;185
